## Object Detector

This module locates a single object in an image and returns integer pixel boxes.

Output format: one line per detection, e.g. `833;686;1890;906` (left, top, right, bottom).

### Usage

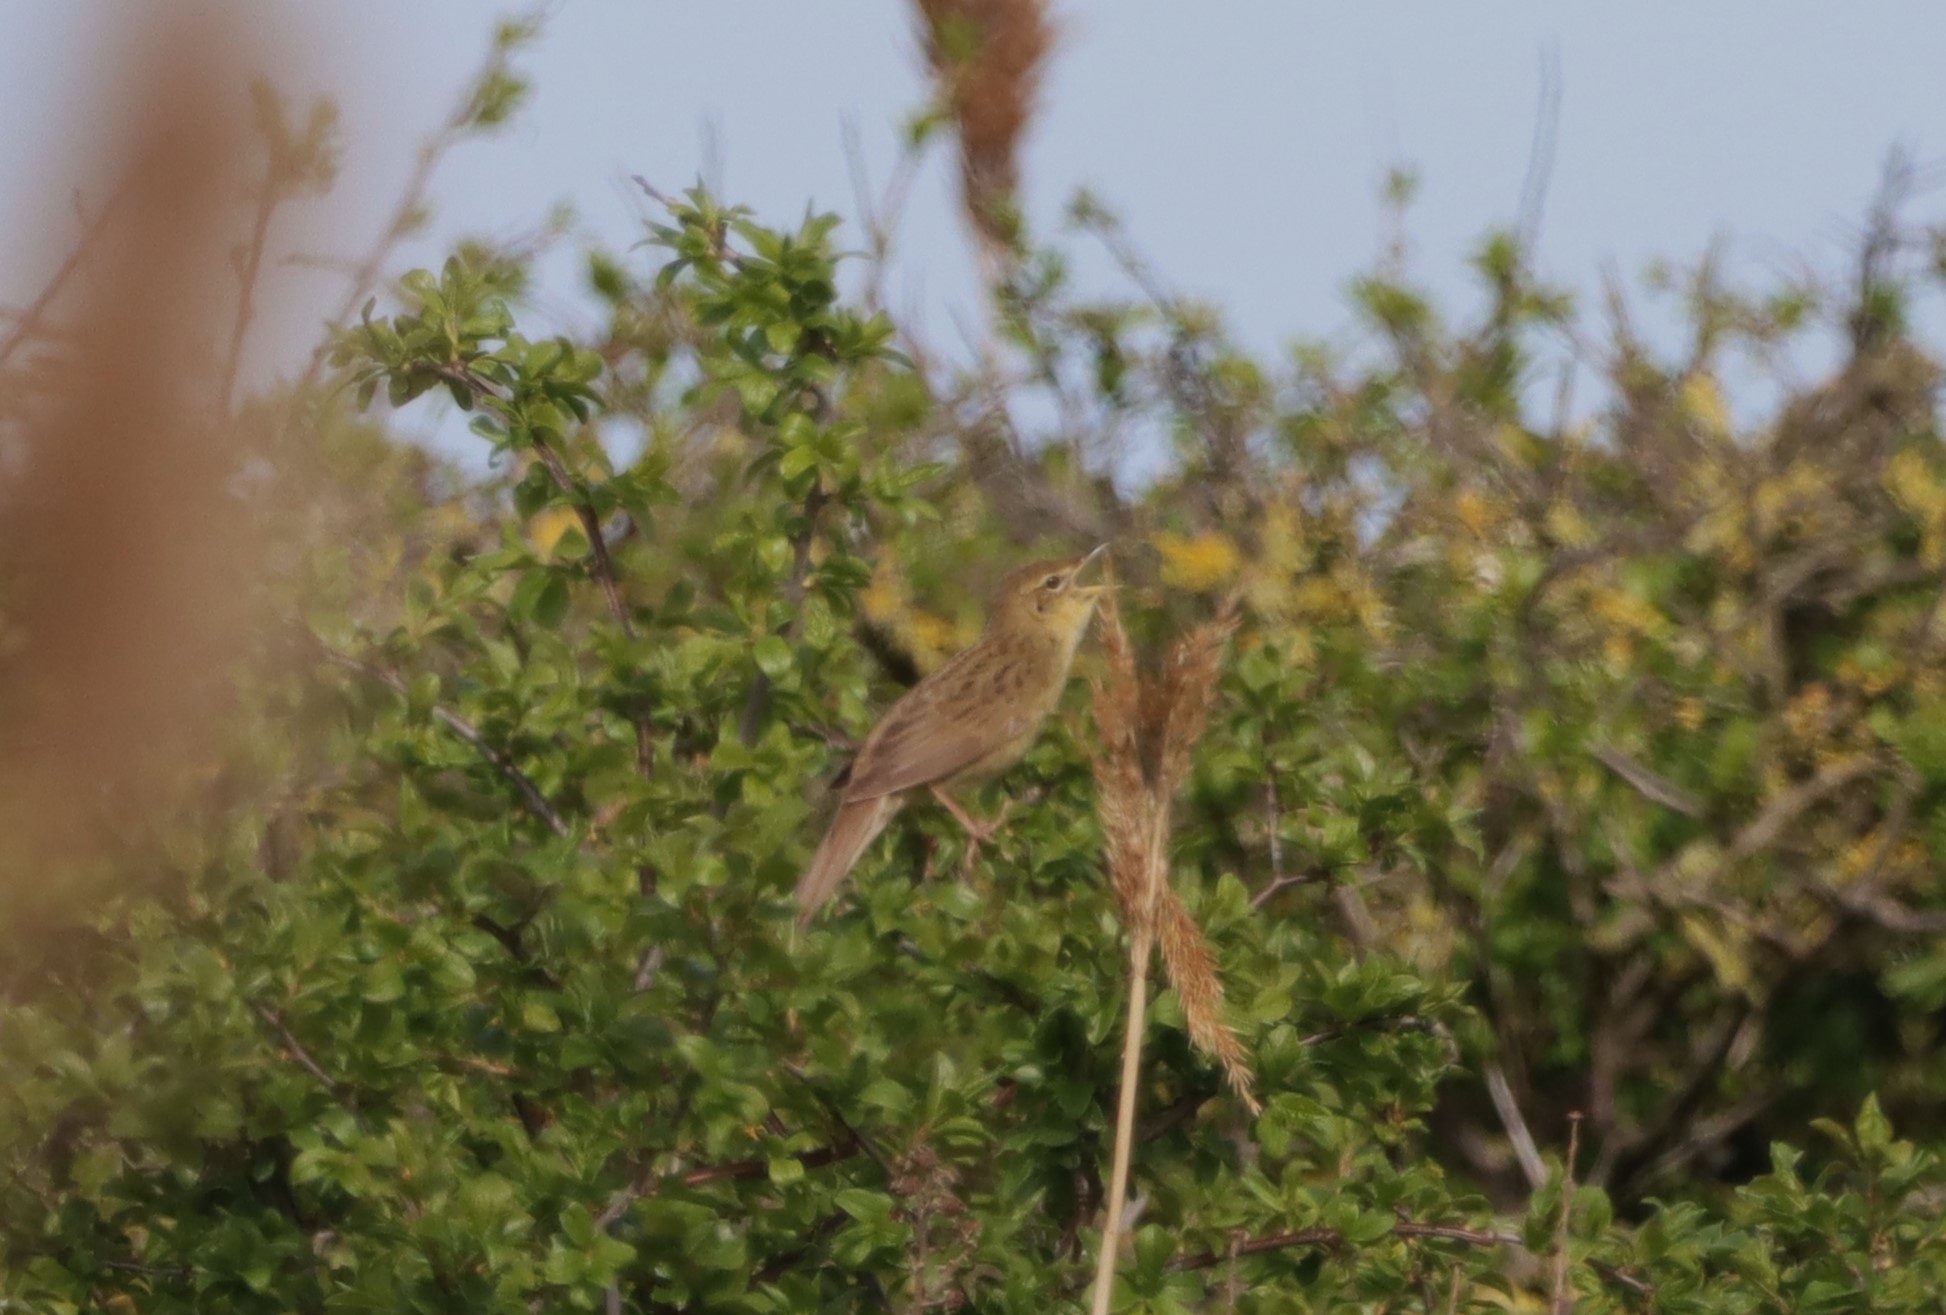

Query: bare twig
1598;1002;1753;1195
1589;1258;1655;1299
1623;1091;1774;1197
286;12;544;404
1264;773;1284;883
1515;43;1563;252
1824;887;1946;935
1165;1211;1654;1300
1638;753;1880;903
220;162;284;413
843;118;925;310
1168;1219;1521;1273
1485;1061;1547;1192
1250;872;1313;909
632;944;665;992
1549;1115;1580;1314
0;180;127;371
1592;745;1703;818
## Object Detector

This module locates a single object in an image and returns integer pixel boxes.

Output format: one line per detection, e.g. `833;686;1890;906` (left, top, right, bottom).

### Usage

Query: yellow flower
1680;372;1732;440
1884;449;1946;567
527;505;582;558
860;558;905;624
1544;500;1594;550
1155;531;1241;592
1290;576;1342;619
905;612;968;672
1285;630;1316;670
1591;587;1669;639
1783;683;1832;743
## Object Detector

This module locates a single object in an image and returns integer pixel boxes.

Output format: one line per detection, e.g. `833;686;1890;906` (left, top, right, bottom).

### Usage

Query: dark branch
1593;745;1704;818
251;1002;358;1120
319;645;569;838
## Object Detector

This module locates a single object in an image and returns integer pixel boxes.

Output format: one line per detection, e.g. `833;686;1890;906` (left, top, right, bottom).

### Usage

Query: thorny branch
1484;1060;1547;1192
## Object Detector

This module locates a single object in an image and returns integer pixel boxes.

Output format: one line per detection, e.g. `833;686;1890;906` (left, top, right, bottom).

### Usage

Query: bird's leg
928;784;1011;874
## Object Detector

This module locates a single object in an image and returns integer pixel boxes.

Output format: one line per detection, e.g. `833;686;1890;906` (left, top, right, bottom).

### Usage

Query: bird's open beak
1074;543;1111;595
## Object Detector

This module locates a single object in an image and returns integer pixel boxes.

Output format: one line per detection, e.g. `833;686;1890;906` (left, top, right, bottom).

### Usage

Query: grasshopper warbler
794;545;1108;924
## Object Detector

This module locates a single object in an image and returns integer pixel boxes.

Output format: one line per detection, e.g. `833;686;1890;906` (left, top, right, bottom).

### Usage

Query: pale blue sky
5;3;1945;450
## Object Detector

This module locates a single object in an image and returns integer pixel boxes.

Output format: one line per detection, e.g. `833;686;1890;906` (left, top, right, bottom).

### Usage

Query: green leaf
529;571;571;629
778;445;818;481
753;635;792;679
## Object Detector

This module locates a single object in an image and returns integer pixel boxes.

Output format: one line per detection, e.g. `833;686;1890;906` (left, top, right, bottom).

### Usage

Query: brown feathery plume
1087;588;1257;1315
1091;589;1252;1076
911;0;1056;265
1155;600;1241;801
1156;885;1255;1106
0;8;271;901
1089;582;1151;927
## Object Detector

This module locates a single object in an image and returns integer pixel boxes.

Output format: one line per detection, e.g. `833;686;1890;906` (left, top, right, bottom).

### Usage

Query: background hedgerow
5;6;1946;1313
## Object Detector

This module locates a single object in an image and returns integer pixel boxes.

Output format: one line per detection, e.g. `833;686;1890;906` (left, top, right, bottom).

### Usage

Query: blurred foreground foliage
6;61;1946;1315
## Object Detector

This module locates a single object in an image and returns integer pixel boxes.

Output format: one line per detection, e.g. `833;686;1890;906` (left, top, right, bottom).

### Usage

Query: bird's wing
841;684;1029;802
794;792;897;925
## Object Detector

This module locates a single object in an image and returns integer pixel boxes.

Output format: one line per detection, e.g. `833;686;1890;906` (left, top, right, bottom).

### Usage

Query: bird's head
987;544;1110;646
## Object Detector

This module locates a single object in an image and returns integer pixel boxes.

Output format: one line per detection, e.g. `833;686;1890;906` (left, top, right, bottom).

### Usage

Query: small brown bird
794;545;1109;924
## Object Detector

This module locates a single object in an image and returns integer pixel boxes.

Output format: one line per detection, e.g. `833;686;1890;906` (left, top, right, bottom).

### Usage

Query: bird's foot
929;786;1011;875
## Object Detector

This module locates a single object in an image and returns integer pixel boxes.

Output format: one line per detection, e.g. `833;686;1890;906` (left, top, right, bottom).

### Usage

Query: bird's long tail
794;793;895;926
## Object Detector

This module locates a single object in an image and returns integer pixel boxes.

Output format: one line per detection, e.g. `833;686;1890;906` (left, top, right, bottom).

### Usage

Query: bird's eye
1043;573;1063;590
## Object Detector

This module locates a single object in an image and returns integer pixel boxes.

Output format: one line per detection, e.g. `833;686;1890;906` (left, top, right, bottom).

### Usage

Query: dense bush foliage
6;17;1946;1314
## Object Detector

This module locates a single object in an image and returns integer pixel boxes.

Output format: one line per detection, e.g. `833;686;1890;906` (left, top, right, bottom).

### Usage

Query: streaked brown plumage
794;545;1108;924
